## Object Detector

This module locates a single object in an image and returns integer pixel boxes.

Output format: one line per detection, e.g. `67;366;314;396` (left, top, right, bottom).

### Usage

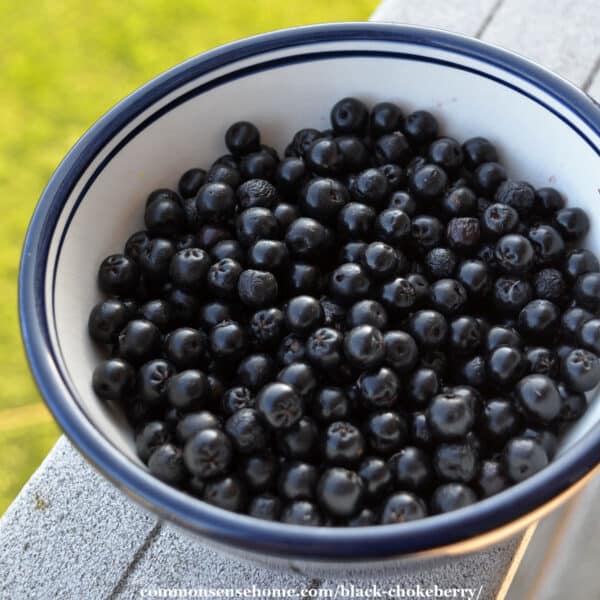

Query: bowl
19;22;600;573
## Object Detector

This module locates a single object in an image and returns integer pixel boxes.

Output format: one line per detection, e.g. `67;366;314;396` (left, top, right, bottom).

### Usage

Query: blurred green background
0;0;376;513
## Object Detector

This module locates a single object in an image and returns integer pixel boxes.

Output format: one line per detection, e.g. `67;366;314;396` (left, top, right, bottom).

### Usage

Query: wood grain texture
481;0;600;87
370;0;498;37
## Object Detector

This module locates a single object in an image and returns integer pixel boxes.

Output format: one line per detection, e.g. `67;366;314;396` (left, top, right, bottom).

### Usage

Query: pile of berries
89;97;600;526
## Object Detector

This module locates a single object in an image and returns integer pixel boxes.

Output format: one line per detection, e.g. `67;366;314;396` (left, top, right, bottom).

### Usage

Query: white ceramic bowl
19;23;600;572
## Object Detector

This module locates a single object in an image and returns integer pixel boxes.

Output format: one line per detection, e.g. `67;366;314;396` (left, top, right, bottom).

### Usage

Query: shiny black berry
184;428;232;478
92;358;135;401
317;468;364;517
561;348;600;392
515;375;561;422
503;437;548;482
381;492;427;523
256;383;304;430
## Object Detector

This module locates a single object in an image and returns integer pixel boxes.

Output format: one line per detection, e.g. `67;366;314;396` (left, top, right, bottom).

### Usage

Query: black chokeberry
196;183;235;223
431;483;477;513
236;178;278;210
428;137;463;172
236;207;280;246
324;421;365;466
515;374;561;423
533;268;566;304
184;428;232;479
405;110;438;144
285;295;323;335
381;492;427;523
329;263;371;302
117;319;161;365
573;272;600;311
479;398;521;445
476;459;509;498
564;249;599;282
495;180;535;216
350;168;389;206
144;189;185;237
148;444;186;484
209;320;246;361
410;164;448;199
207;259;243;299
164;327;207;370
317;467;364;518
306;138;343;177
136;421;171;462
280;500;322;525
428;391;475;440
166;370;208;411
301;177;349;220
474;162;507;195
225;121;260;155
337;136;370;172
518;299;560;339
312;387;350;423
285;217;332;260
527;224;565;266
429;279;468;316
365;411;407;454
525;347;559;377
92;358;135;401
380;277;418;313
248;494;281;521
389;190;417;215
237;354;275;391
358;367;400;409
389;446;433;492
358;457;392;498
277;362;318;399
557;383;587;422
222;386;254;415
374;132;411;166
462;137;498;170
370;102;403;136
330;97;368;135
487;346;526;387
277;334;306;366
495;234;535;275
203;476;246;512
88;299;129;344
179;168;206;199
337;202;376;240
561;348;600;392
344;325;385;369
225;408;267;454
176;411;221;444
240;148;278;181
256;383;304;430
237;269;278;308
433;442;478;483
424;248;457;280
306;327;344;370
273;202;301;231
98;254;139;296
248;307;285;348
554;207;590;241
503;437;548;482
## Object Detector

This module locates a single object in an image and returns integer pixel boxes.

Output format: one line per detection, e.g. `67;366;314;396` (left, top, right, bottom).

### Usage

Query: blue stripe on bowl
19;23;600;560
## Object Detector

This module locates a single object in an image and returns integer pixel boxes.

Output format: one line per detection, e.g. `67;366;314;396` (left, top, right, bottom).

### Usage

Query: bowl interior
46;37;600;490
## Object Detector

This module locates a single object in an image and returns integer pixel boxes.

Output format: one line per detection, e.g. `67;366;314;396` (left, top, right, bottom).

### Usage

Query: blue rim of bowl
19;23;600;559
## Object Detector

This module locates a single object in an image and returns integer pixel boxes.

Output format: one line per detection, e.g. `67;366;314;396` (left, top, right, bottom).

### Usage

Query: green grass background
0;0;376;513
